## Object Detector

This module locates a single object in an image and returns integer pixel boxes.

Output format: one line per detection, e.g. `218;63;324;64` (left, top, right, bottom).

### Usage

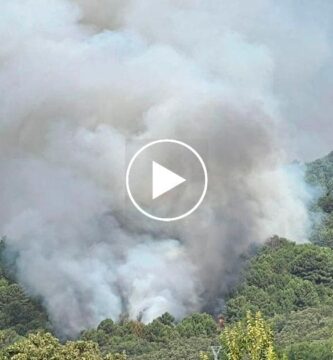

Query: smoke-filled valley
0;1;333;359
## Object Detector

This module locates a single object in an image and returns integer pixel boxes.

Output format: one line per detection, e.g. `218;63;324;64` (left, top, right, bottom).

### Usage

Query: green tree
0;330;20;350
0;332;127;360
306;151;333;248
221;311;279;360
2;332;61;359
176;313;218;338
98;319;115;335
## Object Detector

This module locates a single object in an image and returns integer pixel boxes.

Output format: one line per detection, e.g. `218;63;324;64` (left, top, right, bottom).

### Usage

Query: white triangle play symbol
152;161;186;200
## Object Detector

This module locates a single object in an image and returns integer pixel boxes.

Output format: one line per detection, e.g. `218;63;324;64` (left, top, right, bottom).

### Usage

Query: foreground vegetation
0;242;332;358
0;152;332;359
1;237;332;359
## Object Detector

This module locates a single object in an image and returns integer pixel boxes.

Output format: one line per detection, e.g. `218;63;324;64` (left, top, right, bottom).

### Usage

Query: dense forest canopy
306;151;333;248
0;152;332;359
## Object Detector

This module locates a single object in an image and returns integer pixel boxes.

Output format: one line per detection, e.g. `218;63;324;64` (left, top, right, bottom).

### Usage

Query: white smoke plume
0;0;332;336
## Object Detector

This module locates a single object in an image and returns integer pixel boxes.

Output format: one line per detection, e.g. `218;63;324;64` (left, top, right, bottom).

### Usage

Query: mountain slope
306;151;333;247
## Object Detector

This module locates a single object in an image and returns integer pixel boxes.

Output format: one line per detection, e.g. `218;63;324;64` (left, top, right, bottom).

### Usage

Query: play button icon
126;139;208;222
152;161;186;200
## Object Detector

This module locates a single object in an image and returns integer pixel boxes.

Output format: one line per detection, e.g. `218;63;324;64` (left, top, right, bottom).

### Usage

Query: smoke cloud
0;0;332;336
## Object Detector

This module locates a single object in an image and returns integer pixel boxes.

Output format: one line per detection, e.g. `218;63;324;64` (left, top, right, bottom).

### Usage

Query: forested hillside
306;151;333;248
225;238;333;359
0;152;332;359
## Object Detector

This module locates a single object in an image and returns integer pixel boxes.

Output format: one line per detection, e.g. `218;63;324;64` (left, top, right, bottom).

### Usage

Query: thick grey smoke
0;0;332;336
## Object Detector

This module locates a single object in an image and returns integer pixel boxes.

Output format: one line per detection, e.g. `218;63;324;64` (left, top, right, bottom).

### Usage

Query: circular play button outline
126;139;208;222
